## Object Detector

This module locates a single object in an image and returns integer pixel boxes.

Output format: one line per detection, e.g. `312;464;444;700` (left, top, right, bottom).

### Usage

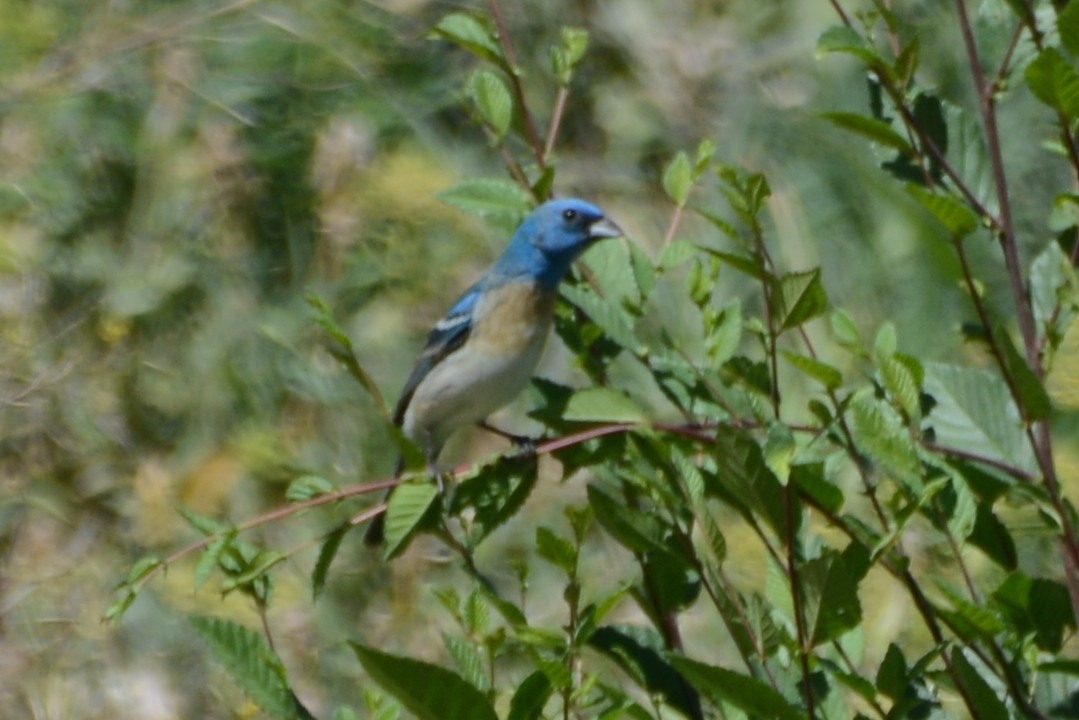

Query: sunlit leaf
470;70;512;138
382;482;440;559
669;656;804;720
430;13;506;69
1026;48;1079;121
190;615;310;720
351;642;498;720
820;112;913;153
437;178;534;224
563;387;646;423
663;151;693;206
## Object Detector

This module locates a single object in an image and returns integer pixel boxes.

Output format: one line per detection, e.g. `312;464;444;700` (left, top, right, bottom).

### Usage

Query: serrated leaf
950;649;1009;720
924;362;1037;473
993;572;1074;651
178;505;228;536
669;656;805;720
1026;48;1079;121
790;462;844;514
907;185;978;238
820;112;913;153
383;482;440;559
351;642;498;720
817;25;884;67
507;670;552;720
195;531;235;592
587;483;666;553
709;427;789;536
663;151;693;206
775;268;828;331
285;475;335;502
1061;0;1079;57
873;321;897;359
450;452;537;546
190;615;307;720
563;387;646;423
430;13;505;68
659;239;698;268
995;324;1051;420
470;70;512;138
313;524;349;601
536;527;577;573
831;308;863;350
800;545;869;647
222;550;287;593
780;350;842;389
589;626;702;720
437;179;533;224
121;555;163;587
849;389;922;493
880;355;920;422
443;635;489;692
560;283;640;351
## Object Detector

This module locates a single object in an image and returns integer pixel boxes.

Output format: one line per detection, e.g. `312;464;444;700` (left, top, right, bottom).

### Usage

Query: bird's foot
478;421;537;457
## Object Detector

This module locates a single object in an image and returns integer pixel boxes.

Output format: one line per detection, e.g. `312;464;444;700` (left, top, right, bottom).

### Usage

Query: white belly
401;282;555;452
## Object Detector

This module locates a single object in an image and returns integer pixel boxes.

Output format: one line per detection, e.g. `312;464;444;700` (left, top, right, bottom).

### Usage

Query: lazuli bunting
365;198;622;544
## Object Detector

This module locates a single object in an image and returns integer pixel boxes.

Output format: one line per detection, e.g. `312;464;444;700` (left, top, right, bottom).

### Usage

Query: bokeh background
1;0;1076;717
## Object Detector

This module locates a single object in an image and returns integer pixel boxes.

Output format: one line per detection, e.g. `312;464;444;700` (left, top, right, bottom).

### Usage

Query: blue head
492;198;622;290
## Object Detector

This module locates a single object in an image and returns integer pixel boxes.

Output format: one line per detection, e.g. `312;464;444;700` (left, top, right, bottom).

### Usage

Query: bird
364;198;622;545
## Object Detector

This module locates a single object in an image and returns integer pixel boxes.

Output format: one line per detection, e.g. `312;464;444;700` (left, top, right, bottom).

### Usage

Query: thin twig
485;0;546;167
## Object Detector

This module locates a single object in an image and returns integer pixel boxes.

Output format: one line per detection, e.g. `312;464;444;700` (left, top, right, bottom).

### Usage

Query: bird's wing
392;280;482;425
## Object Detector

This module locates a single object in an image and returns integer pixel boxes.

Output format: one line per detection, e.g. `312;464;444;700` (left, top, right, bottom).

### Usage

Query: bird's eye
562;209;578;221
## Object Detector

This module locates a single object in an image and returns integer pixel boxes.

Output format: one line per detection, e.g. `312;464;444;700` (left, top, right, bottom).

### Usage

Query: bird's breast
471;282;557;356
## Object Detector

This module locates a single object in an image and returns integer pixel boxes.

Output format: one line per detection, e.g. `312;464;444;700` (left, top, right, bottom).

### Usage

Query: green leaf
995;324;1051;420
222;550;287;593
507;670;552;720
780;350;842;389
790;462;844;514
563;387;646;423
775;268;828;331
551;27;589;84
120;555;163;586
663;151;693;206
817;25;884;67
968;500;1017;570
1061;0;1079;57
351;642;498;720
313;524;349;601
831;308;863;350
285;474;335;502
195;531;235;591
589;626;702;720
587;483;667;553
669;656;805;720
536;526;577;574
993;572;1075;651
450;452;537;546
658;239;698;269
708;427;790;536
1030;241;1077;353
880;354;920;422
382;481;440;559
907;185;978;238
800;544;869;646
437;178;534;225
924;362;1036;473
470;70;512;138
560;283;640;351
820;112;913;153
950;649;1009;720
430;13;506;69
190;615;308;720
443;635;489;692
1026;48;1079;120
848;389;922;493
178;505;228;536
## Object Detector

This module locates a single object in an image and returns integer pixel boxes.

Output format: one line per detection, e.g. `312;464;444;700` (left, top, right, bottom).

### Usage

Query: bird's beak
587;216;623;241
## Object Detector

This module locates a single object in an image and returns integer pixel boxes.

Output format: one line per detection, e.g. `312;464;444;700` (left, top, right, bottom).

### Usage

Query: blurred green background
2;0;1077;716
